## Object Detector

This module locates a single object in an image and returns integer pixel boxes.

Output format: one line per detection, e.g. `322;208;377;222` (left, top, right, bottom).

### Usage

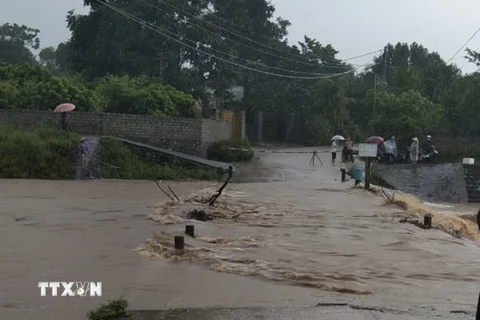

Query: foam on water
139;184;480;300
377;188;479;242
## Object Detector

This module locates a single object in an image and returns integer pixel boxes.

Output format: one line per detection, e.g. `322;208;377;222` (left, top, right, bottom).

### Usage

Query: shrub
207;139;254;162
87;298;128;320
0;126;79;179
98;138;218;180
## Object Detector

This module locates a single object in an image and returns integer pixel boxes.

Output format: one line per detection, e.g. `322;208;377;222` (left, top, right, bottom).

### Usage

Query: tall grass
0;126;79;179
98;138;219;180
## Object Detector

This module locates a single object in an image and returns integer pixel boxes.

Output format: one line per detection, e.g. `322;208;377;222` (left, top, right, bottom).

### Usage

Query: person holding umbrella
54;103;76;131
331;135;345;165
61;112;70;131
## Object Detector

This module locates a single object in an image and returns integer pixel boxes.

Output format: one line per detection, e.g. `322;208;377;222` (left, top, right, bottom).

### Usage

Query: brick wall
0;110;230;157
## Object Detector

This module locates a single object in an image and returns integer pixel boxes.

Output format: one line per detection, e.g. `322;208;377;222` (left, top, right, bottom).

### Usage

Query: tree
0;64;105;111
0;23;40;64
39;46;57;71
95;75;200;117
365;89;446;146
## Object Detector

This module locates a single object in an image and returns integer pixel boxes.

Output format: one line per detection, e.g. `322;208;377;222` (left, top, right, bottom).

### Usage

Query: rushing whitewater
139;172;480;303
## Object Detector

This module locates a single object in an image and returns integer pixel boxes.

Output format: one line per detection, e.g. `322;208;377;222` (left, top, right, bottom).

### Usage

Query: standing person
61;112;69;131
331;139;338;165
345;137;354;162
79;139;90;171
410;137;420;164
422;135;434;153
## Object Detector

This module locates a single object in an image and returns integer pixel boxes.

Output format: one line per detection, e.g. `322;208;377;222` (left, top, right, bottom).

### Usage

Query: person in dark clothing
422;135;434;153
61;112;69;131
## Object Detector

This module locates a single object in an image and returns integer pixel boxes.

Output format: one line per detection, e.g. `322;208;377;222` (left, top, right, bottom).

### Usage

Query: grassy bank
0;127;220;181
98;138;219;180
0;126;79;179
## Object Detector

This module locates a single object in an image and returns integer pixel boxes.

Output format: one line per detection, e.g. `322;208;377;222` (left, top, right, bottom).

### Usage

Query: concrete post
253;111;263;143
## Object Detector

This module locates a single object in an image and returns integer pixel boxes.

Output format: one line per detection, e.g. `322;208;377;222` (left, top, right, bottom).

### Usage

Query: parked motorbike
377;138;404;164
342;146;355;163
419;145;439;163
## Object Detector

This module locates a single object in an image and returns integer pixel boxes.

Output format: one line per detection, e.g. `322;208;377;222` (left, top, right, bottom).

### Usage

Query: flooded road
1;147;479;319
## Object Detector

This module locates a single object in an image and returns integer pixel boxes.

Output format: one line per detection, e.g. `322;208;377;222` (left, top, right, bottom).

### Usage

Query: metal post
174;236;184;255
185;225;195;238
365;157;371;190
341;168;346;182
424;214;432;229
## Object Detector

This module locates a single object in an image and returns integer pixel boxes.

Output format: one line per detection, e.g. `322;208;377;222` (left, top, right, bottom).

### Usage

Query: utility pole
382;45;388;82
158;49;165;82
372;74;377;135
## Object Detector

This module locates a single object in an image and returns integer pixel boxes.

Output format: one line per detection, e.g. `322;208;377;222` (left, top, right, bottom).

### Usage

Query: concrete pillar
240;111;246;140
254;111;263;143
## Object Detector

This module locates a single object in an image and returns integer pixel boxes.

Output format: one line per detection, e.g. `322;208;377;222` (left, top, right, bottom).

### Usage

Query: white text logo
38;282;102;297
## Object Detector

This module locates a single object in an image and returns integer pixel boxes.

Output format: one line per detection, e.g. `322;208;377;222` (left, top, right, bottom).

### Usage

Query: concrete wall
0;109;230;157
373;163;468;204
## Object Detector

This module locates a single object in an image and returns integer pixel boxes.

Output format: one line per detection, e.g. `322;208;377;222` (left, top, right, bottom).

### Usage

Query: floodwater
1;147;480;320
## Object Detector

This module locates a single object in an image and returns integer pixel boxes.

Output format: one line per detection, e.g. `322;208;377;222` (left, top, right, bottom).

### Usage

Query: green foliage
87;298;128;320
304;114;332;146
99;138;218;180
96;76;199;117
0;64;105;111
0;126;79;179
207;139;255;162
0;23;39;64
0;64;200;117
367;89;447;146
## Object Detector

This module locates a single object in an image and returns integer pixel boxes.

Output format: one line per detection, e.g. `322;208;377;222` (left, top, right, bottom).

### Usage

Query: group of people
331;134;435;165
409;134;434;164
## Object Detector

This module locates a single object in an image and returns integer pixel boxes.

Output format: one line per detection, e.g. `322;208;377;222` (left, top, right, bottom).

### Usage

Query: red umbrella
366;136;384;144
54;103;76;113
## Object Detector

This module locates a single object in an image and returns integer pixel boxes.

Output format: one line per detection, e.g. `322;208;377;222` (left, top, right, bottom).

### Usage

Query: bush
0;126;79;179
87;298;128;320
95;75;199;117
98;138;219;180
0;63;105;111
207;139;254;162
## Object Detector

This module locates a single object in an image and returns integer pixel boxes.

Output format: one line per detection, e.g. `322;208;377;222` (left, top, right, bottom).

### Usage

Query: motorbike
342;146;355;163
419;145;439;163
404;145;439;164
377;138;404;164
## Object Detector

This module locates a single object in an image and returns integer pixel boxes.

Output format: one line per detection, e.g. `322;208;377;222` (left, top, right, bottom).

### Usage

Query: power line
188;0;383;66
447;25;480;64
342;50;384;62
459;46;480;70
137;0;351;75
96;0;369;80
144;0;381;68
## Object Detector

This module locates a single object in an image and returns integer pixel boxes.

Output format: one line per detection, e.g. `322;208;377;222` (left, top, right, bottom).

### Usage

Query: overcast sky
1;0;479;73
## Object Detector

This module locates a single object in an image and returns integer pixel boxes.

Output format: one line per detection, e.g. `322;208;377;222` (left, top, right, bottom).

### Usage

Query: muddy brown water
1;147;479;319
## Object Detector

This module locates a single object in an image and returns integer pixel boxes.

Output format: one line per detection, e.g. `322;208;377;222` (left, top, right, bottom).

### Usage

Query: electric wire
447;25;480;64
96;0;371;80
143;0;382;69
137;0;352;75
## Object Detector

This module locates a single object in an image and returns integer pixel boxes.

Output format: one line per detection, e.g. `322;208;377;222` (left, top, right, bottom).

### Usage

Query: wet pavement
0;146;479;319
